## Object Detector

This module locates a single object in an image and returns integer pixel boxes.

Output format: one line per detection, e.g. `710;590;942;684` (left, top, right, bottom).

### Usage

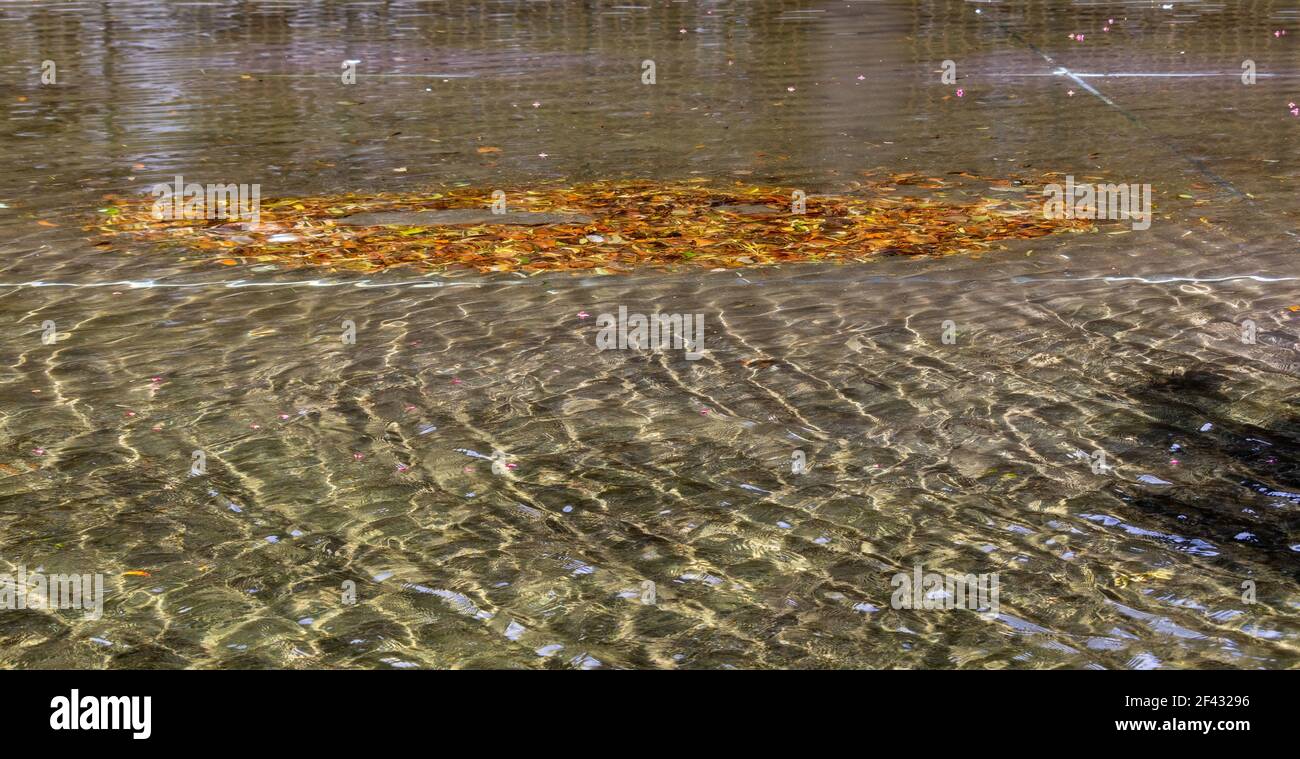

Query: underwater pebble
570;653;602;669
381;658;418;669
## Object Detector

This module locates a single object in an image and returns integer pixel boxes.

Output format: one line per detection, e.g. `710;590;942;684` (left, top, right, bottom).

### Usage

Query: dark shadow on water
1114;366;1300;581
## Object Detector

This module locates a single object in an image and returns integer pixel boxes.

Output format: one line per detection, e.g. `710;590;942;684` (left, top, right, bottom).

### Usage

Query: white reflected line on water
243;73;477;78
0;275;1295;290
1007;274;1298;285
990;72;1288;78
1094;275;1299;284
0;279;485;290
1050;67;1122;108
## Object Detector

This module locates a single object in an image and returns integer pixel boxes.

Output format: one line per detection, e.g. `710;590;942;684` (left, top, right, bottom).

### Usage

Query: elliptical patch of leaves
92;175;1093;275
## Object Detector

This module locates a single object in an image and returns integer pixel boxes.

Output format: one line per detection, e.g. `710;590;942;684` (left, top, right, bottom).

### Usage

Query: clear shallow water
0;0;1297;669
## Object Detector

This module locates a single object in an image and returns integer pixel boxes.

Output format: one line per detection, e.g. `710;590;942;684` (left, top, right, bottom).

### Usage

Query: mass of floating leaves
93;174;1094;275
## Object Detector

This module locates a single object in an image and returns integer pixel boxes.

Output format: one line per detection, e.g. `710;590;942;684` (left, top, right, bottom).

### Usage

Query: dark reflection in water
0;2;1297;669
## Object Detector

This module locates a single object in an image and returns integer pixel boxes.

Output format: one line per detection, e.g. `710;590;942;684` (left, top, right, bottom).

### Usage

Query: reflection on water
0;1;1297;669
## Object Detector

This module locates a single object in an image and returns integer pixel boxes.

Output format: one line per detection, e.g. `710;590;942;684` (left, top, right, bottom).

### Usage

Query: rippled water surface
1;0;1297;669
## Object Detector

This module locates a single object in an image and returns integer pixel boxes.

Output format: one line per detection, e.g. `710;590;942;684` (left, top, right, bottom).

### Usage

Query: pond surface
0;0;1297;669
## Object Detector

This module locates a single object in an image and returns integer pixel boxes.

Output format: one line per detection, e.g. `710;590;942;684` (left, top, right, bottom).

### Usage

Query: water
0;0;1297;669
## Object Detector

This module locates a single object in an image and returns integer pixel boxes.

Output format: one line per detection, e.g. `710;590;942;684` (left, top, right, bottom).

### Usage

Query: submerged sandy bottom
0;0;1297;668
